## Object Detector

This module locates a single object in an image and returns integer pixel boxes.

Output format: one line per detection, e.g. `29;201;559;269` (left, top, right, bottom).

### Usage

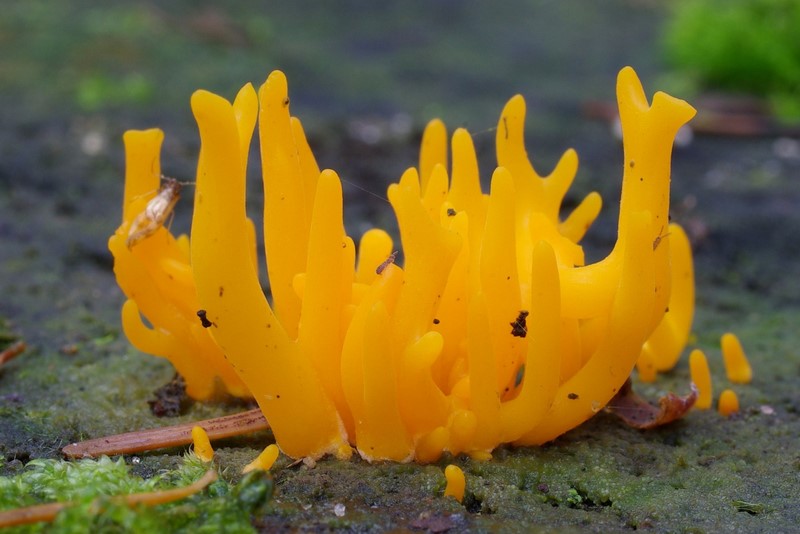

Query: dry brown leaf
606;378;698;429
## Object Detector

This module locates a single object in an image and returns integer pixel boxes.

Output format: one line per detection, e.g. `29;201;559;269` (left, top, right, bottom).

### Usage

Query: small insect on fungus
652;225;671;251
126;178;183;249
376;251;398;275
510;310;529;338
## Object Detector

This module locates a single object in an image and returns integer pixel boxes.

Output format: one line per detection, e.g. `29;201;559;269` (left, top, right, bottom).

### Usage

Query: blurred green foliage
76;73;154;111
663;0;800;119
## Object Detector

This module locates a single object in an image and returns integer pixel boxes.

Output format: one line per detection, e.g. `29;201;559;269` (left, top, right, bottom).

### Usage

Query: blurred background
2;0;799;343
0;0;799;529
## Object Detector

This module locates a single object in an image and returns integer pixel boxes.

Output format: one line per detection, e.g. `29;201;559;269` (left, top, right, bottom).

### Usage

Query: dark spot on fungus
503;116;509;139
197;309;213;328
629;160;635;168
433;318;440;325
218;286;224;297
283;97;290;107
510;310;529;338
515;365;525;387
447;208;456;217
568;392;579;400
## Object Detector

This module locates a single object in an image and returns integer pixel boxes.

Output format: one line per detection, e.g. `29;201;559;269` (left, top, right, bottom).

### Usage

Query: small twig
63;409;268;458
0;341;26;367
0;469;217;527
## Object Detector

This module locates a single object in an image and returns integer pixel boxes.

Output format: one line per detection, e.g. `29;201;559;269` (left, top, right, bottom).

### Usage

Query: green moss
0;455;273;533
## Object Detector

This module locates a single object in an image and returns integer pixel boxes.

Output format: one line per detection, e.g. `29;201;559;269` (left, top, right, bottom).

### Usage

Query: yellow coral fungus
689;349;713;410
718;389;740;417
111;67;700;462
191;426;214;462
109;129;249;401
443;464;466;503
243;444;280;474
721;332;752;384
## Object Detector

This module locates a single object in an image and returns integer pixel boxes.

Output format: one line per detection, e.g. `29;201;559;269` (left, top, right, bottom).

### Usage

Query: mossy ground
1;1;799;532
